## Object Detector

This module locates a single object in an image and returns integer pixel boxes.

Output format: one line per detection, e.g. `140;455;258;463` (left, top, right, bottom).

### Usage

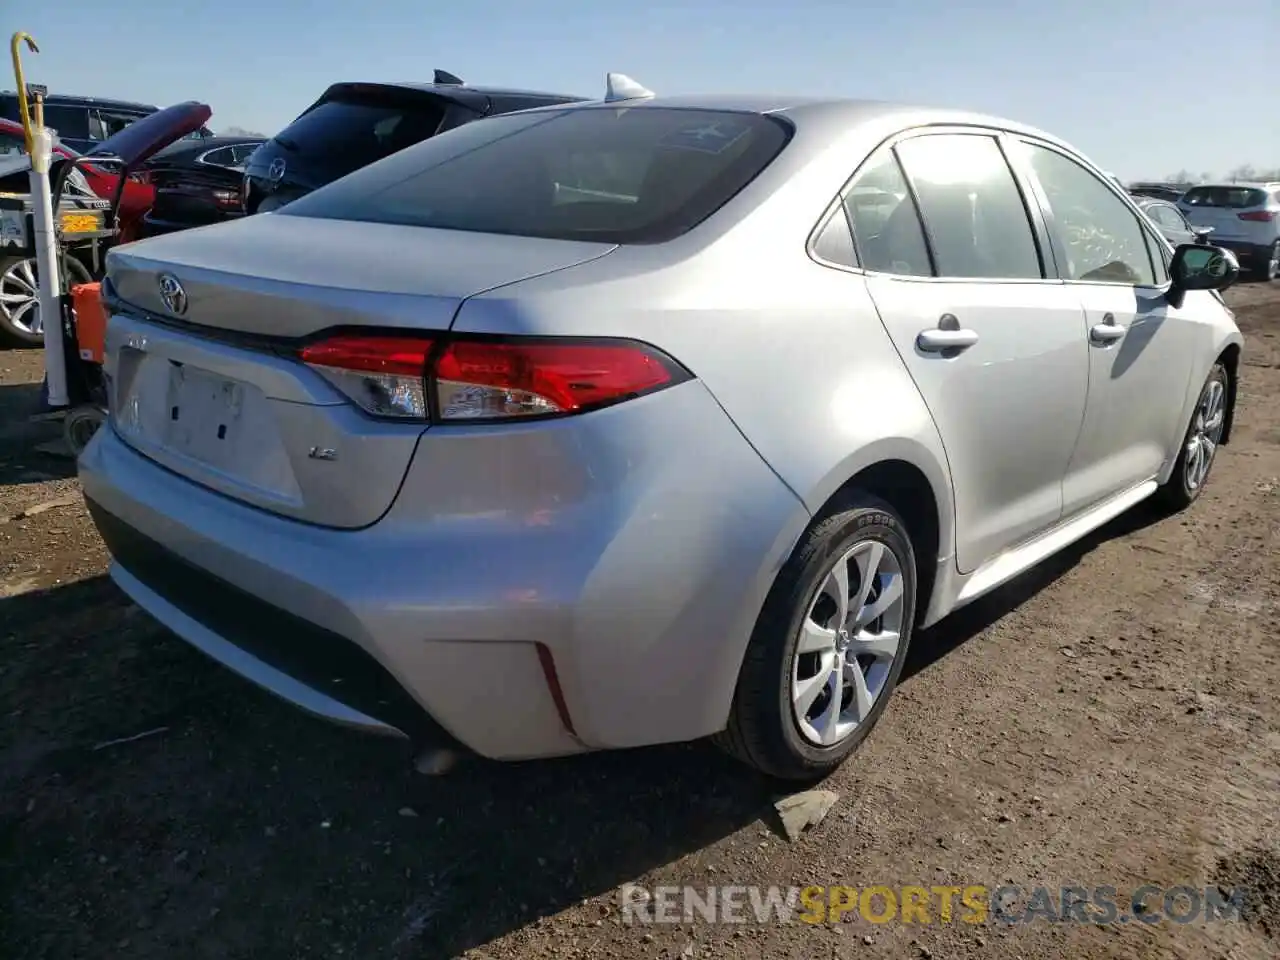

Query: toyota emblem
157;273;188;316
267;157;287;183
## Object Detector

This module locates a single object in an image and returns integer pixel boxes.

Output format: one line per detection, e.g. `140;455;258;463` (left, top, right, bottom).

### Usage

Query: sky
7;0;1276;181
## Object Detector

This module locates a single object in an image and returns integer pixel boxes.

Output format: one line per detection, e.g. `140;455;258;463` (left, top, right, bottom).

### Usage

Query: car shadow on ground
0;382;76;487
0;498;1170;958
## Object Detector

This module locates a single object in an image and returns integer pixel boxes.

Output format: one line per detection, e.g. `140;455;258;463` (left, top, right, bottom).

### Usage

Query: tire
63;405;107;456
1265;241;1280;283
0;254;93;348
255;193;295;214
716;494;917;781
1155;362;1228;512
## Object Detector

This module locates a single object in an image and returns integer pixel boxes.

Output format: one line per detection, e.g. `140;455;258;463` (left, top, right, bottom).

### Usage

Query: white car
1179;182;1280;280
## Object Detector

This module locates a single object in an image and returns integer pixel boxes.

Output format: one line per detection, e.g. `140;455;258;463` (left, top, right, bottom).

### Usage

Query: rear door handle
1089;313;1126;346
916;328;980;353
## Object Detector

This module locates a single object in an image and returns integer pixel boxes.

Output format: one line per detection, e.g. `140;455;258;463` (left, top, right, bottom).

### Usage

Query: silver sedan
80;77;1244;779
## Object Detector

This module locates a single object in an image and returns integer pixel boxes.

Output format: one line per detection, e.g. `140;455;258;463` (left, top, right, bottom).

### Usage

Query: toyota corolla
79;76;1243;779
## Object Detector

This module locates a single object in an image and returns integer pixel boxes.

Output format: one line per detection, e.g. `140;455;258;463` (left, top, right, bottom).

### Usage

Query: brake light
212;188;242;210
1237;210;1275;222
298;334;688;422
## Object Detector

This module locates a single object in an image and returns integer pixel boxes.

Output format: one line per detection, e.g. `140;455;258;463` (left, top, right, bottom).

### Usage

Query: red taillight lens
1237;210;1275;222
298;334;687;423
212;188;242;210
434;340;678;420
299;335;434;419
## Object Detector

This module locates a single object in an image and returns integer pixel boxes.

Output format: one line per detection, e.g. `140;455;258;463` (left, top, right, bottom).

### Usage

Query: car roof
1186;181;1277;190
0;90;158;113
515;93;1080;149
388;81;585;102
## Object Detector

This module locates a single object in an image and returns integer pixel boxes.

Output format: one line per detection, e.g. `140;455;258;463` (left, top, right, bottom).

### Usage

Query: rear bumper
79;381;808;760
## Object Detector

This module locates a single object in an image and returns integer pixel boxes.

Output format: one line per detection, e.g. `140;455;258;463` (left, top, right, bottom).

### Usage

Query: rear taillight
1237;210;1276;222
298;334;689;423
212;188;242;210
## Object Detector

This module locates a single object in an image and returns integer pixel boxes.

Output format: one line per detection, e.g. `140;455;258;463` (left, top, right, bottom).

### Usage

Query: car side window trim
1013;136;1164;289
892;131;1048;281
887;143;939;277
806;123;1067;284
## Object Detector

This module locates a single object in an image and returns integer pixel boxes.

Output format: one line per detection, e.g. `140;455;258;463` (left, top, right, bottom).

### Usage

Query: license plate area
113;348;305;509
59;211;104;236
164;363;244;467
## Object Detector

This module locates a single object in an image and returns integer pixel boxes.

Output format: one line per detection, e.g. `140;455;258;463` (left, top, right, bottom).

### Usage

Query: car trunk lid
104;214;615;527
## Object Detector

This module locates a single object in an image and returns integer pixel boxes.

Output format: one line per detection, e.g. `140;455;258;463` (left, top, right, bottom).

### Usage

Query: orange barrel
70;282;107;365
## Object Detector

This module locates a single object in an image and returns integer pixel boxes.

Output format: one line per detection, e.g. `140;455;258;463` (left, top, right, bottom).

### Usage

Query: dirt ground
1;284;1278;960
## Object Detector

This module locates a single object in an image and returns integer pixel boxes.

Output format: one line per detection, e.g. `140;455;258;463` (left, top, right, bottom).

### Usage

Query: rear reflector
298;333;689;423
1237;210;1276;222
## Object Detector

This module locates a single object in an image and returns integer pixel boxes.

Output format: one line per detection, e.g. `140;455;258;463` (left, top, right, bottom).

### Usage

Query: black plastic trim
86;496;453;745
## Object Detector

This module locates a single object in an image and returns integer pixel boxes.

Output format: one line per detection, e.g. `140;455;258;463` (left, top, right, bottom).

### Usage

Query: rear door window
199;146;237;168
1181;186;1267;209
283;107;793;244
895;133;1043;280
41;105;90;141
97;110;148;140
1147;203;1187;231
276;93;447;179
843;148;932;276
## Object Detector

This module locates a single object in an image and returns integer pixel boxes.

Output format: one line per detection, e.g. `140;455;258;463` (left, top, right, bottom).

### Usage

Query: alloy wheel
1184;374;1226;492
791;539;905;746
0;257;42;336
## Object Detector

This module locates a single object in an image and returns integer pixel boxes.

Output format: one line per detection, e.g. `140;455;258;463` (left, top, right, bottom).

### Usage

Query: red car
0;116;155;240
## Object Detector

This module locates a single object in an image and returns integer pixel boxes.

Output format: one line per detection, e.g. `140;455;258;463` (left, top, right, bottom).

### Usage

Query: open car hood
84;101;212;169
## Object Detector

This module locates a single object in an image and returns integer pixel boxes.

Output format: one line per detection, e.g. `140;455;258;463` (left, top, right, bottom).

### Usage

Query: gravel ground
1;283;1278;960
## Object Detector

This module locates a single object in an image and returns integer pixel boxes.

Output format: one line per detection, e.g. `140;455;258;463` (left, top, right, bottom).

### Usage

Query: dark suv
241;70;585;214
0;92;213;154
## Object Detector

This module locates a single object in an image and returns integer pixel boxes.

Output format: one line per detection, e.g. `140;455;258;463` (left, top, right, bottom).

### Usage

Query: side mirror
1192;226;1215;244
1167;243;1238;308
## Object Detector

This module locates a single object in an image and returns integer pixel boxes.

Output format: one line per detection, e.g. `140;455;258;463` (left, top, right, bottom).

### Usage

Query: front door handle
917;328;980;353
1089;313;1126;346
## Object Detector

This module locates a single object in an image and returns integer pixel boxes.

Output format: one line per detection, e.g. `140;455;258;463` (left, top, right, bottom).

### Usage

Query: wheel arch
798;439;954;627
819;457;947;628
1158;330;1242;486
1219;340;1241;445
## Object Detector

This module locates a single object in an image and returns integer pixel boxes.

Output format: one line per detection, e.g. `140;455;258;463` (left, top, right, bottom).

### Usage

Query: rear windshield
1181;186;1267;209
275;93;447;179
282;107;793;244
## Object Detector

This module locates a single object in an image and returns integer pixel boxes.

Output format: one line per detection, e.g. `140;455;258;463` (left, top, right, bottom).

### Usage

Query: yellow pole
9;32;39;155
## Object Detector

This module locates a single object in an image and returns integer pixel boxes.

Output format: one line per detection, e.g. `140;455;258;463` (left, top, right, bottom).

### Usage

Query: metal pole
10;33;67;408
30;101;68;407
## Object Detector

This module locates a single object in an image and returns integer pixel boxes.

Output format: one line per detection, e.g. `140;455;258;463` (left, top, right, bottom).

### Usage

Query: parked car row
1126;178;1280;281
13;76;1277;287
241;71;584;213
79;74;1247;780
0;91;213;153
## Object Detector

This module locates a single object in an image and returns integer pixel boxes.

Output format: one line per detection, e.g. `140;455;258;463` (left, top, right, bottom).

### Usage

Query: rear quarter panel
452;109;958;567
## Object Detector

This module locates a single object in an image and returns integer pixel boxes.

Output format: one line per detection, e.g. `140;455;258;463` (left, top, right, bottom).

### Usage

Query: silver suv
1178;182;1280;280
